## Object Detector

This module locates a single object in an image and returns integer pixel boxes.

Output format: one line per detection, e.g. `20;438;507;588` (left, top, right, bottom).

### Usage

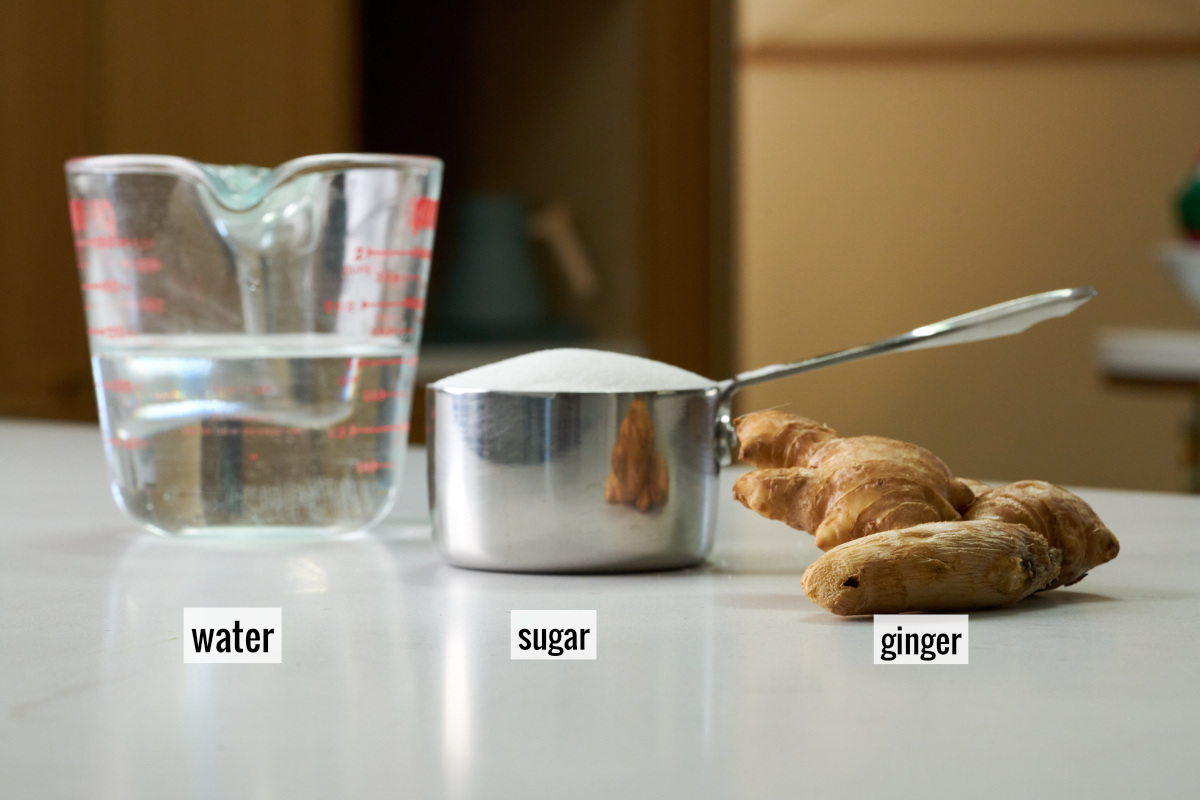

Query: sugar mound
431;348;715;393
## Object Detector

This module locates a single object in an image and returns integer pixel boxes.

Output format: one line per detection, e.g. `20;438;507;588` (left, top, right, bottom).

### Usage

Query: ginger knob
731;410;1120;614
965;480;1119;589
732;418;974;550
733;410;838;468
958;478;993;502
801;520;1062;615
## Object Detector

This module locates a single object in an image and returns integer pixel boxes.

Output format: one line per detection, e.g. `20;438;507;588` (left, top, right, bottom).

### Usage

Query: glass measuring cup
65;154;442;537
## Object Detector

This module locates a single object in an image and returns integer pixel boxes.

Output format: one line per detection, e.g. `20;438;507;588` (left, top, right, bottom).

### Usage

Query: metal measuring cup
427;288;1095;573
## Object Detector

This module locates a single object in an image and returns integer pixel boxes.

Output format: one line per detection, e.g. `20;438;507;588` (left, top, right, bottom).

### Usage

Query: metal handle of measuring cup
712;286;1097;465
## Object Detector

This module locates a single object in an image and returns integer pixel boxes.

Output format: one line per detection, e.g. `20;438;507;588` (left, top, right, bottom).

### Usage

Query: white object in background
1096;328;1200;381
1161;241;1200;309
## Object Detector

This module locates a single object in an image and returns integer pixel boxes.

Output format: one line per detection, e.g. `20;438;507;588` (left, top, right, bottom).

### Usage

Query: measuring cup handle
715;405;738;468
718;286;1096;401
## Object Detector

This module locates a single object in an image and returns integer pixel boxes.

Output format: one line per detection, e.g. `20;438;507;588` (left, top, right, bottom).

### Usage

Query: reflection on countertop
3;421;1199;799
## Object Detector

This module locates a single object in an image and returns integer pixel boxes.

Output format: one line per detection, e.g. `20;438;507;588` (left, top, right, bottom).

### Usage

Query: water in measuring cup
91;335;417;536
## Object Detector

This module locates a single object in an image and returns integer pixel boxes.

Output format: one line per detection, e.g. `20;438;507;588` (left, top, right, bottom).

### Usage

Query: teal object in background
1177;165;1200;241
442;193;549;337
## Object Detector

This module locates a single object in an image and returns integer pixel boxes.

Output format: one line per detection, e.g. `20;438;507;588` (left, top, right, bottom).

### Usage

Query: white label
184;608;282;663
511;610;597;660
874;615;968;664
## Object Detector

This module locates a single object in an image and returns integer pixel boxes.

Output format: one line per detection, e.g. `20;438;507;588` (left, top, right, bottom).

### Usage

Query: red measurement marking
111;257;161;272
359;356;419;367
342;264;372;276
68;199;87;233
80;280;129;293
324;300;358;314
355;460;395;474
376;271;422;285
88;326;129;339
370;327;414;336
249;453;258;462
139;297;164;313
353;246;432;261
362;389;408;402
409;197;439;236
360;298;424;310
327;423;409;439
107;437;148;450
74;236;155;250
99;379;141;394
69;198;117;236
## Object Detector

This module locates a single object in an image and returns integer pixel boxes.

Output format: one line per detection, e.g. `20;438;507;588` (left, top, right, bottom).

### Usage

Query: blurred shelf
1097;328;1200;383
1097;327;1200;493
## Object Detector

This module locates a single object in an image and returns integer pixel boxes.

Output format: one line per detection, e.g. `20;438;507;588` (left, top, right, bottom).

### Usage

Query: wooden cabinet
735;0;1200;491
0;0;732;432
0;0;358;420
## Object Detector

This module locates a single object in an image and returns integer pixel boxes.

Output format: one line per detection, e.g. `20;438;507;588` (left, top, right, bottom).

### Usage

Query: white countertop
2;420;1199;799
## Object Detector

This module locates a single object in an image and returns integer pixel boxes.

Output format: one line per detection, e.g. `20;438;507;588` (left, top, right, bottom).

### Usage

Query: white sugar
432;348;715;392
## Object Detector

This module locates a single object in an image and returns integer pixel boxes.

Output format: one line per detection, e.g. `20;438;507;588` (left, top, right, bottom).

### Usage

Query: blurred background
4;0;1200;491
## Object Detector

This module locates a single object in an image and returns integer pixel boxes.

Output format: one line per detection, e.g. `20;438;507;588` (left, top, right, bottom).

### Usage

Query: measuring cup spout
67;153;443;211
67;152;444;341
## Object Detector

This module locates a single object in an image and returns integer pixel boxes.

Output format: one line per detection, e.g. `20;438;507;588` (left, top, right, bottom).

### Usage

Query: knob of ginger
965;480;1119;588
732;413;974;550
801;519;1062;615
733;410;838;468
732;411;1120;614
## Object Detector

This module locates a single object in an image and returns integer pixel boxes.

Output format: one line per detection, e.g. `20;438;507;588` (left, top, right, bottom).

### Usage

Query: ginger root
801;520;1062;615
958;478;993;502
732;421;974;550
734;410;838;468
731;410;1120;614
965;480;1119;589
605;399;669;512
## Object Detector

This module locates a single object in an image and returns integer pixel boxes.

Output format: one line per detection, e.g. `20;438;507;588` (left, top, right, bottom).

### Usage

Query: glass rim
65;153;443;211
